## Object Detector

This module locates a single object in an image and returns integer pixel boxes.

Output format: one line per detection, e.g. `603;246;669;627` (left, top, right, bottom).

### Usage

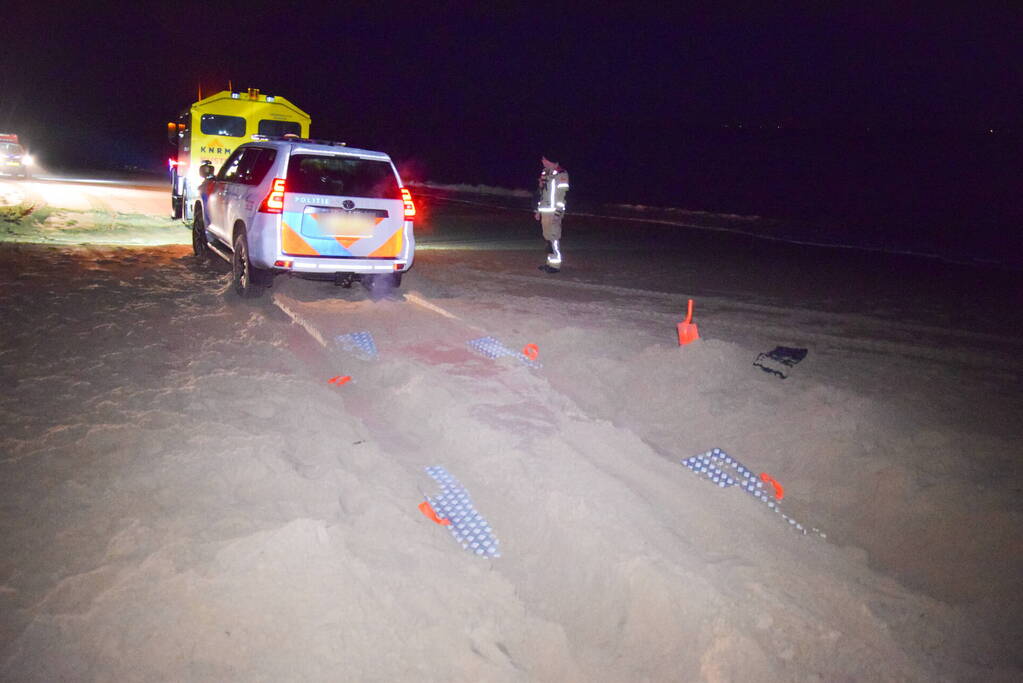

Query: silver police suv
191;137;416;297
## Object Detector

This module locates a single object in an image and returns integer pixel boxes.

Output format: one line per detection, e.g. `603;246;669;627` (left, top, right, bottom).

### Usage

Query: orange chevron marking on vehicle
282;221;320;256
369;229;403;258
335;237;360;248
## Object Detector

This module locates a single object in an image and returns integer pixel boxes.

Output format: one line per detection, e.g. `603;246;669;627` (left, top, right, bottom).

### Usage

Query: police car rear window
258;120;301;137
200;114;246;137
285;155;400;199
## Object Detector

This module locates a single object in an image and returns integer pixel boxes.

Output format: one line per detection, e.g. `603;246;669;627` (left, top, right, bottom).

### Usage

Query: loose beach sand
1;195;1021;680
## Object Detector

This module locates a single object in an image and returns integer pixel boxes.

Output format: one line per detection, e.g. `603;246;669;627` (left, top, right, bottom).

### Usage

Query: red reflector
259;178;287;213
400;187;416;218
274;260;293;268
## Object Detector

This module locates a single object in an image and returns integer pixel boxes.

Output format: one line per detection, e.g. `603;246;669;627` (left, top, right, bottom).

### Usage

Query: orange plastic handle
522;343;539;361
328;375;352;386
684;299;695;325
419;501;451;525
760;472;785;500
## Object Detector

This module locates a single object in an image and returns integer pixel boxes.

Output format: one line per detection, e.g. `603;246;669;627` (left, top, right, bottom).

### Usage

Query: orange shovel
419;501;451;526
760;472;785;500
677;299;700;345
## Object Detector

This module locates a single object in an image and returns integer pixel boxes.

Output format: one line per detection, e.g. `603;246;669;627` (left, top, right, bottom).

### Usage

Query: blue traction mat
466;336;541;368
424;466;501;558
335;331;378;359
681;448;821;536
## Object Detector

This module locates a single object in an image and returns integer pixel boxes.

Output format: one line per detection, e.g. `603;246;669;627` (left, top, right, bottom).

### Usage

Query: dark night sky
2;2;1021;228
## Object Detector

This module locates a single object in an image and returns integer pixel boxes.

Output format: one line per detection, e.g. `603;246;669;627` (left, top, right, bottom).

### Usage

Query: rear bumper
279;257;412;275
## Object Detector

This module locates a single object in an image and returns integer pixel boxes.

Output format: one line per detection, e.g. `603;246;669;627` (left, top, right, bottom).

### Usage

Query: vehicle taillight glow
400;187;416;219
260;178;287;213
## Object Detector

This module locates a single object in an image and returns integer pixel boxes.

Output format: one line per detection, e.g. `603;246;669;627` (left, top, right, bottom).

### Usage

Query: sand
0;198;1021;680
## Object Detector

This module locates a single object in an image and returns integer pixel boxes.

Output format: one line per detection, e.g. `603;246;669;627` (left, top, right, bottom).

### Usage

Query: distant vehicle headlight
22;154;35;166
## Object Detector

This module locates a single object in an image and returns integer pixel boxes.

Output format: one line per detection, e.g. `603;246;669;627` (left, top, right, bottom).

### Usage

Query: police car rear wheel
232;227;265;298
192;207;209;264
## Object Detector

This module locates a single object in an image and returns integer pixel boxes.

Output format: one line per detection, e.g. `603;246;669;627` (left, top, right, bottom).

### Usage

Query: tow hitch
334;273;355;288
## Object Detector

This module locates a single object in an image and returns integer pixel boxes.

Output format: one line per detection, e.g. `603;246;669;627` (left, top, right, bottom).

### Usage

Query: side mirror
199;161;215;179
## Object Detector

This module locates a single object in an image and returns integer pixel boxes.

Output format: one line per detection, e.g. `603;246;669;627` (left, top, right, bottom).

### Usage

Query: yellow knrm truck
168;88;310;219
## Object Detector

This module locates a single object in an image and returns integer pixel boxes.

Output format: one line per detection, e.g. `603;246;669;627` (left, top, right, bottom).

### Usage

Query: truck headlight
22;154;35;166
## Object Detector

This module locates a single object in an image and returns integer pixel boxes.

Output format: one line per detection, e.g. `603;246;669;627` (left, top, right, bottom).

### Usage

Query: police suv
191;137;416;297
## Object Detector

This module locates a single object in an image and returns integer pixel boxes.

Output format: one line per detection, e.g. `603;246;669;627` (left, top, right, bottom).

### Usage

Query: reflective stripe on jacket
537;168;570;213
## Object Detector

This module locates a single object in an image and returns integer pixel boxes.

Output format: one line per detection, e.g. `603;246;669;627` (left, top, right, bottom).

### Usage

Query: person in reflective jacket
533;156;570;273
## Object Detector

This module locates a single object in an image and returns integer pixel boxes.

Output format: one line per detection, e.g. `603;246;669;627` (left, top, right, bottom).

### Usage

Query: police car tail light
259;178;287;213
400;188;416;219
